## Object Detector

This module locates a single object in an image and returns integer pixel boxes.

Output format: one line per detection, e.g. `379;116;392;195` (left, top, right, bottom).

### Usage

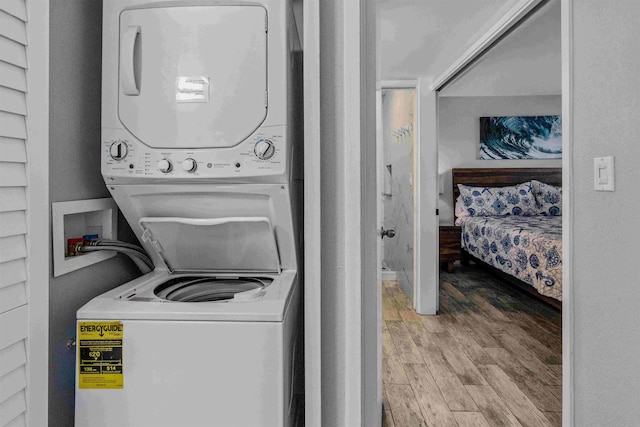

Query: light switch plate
594;156;615;191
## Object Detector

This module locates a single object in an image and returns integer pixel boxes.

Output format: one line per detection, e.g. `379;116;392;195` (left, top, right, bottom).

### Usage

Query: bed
452;168;562;309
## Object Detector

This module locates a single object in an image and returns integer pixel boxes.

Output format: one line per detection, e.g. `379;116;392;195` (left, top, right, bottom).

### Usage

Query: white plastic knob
109;141;128;160
182;158;197;172
254;139;276;160
157;159;172;173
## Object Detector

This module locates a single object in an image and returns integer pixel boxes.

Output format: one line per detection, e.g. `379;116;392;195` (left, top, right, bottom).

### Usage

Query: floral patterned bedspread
460;215;562;301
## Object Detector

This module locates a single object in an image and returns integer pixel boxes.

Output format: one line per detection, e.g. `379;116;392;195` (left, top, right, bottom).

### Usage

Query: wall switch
594;156;615;191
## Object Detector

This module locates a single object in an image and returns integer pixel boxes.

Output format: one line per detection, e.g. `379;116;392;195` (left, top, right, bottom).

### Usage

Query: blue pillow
532;180;562;215
457;182;538;217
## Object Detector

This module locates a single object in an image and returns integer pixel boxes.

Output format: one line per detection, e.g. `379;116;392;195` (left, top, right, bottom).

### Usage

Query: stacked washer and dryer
75;1;302;426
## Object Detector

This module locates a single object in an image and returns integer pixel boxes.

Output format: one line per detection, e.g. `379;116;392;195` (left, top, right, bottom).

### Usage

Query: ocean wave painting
480;116;562;160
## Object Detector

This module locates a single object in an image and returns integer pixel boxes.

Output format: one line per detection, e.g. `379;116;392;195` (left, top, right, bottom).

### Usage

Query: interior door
119;5;267;149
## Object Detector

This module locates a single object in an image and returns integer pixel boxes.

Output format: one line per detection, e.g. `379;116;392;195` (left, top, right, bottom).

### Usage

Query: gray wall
382;89;416;301
571;1;640;424
49;1;140;425
438;95;562;224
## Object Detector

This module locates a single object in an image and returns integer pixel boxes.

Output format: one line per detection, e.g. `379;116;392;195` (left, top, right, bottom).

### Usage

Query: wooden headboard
452;167;562;220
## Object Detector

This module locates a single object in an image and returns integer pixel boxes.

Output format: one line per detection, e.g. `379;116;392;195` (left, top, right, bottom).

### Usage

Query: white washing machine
75;0;302;425
75;184;301;427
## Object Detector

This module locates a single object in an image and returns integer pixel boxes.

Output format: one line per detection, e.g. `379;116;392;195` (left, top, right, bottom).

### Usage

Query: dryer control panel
101;126;290;183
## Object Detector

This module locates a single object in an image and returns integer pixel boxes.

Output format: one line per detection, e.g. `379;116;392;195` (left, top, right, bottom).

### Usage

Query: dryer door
118;5;267;149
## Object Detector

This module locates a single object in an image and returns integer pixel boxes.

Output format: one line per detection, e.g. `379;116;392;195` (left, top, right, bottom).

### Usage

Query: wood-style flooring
382;263;562;427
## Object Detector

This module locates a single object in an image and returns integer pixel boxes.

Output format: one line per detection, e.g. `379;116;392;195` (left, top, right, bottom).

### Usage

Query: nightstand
439;225;462;273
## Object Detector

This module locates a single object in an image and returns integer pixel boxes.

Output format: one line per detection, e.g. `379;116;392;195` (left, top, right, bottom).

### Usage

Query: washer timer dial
254;139;276;160
109;140;128;160
157;159;173;173
182;158;197;172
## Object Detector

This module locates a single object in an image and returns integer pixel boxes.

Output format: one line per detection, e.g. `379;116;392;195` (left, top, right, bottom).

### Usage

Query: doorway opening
378;85;417;305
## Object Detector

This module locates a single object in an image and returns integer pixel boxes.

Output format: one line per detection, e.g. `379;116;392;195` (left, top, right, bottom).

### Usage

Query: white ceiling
378;0;561;96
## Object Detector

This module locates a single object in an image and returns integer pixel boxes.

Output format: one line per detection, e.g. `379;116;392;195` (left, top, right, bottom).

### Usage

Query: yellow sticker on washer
78;321;123;389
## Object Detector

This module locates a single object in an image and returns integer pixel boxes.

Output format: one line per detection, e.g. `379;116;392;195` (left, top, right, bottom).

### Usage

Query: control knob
254;139;276;160
109;140;128;160
157;159;173;173
182;158;197;172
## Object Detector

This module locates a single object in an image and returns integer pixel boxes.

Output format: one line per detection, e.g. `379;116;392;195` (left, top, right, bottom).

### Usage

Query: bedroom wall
438;95;562;224
570;0;640;425
382;89;416;300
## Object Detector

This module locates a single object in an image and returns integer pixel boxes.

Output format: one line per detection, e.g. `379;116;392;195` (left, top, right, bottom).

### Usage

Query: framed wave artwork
479;115;562;160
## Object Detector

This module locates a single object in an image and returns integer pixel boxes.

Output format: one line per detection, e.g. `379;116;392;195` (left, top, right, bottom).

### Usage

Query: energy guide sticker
78;321;124;389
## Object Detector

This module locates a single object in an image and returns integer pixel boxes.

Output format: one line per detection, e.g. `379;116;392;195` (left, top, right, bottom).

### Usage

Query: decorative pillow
454;196;468;225
457;182;537;218
532;179;562;215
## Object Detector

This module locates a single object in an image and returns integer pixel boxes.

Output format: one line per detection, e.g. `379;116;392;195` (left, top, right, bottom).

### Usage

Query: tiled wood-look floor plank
404;363;459;426
385;383;426;427
499;322;561;366
383;323;410;385
542;411;562;427
453;411;492;427
382;384;397;427
505;312;562;354
484;348;561;412
465;385;523;427
436;332;489;385
387;320;424;364
477;364;552;427
547;385;563;402
418;338;479;411
494;333;561;386
446;326;495;365
382;410;396;427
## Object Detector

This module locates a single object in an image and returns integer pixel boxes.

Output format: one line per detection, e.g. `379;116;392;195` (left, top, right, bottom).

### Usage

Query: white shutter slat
0;138;25;163
0;37;26;69
0;112;26;140
0;11;26;45
0;212;26;238
0;61;27;93
0;260;26;289
0;0;27;22
0;283;26;314
4;413;26;427
0;163;26;187
0;188;26;212
0;87;26;115
0;341;25;378
0;306;27;350
0;235;26;264
0;365;26;403
0;390;26;426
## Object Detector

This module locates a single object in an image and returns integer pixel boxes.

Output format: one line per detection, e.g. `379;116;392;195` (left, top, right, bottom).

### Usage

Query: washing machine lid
139;217;281;274
118;5;267;149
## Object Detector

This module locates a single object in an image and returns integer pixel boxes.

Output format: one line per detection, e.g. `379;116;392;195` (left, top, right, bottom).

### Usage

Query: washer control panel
102;126;289;182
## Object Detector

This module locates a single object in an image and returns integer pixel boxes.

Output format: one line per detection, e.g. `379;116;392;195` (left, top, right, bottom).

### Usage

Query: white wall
382;89;415;300
438;95;562;224
570;1;640;425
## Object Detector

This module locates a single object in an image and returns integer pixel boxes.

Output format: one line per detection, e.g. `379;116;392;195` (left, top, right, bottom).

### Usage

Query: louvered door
0;1;30;426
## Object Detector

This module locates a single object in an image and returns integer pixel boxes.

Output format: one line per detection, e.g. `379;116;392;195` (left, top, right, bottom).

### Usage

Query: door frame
377;80;439;316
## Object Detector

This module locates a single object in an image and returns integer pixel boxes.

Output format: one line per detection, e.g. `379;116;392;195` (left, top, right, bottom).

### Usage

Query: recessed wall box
52;198;118;277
